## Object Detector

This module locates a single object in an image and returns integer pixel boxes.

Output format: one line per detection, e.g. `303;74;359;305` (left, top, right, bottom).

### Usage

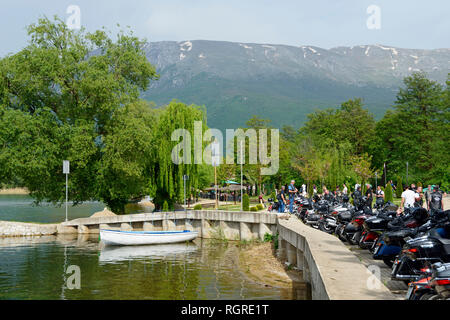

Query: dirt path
238;242;303;289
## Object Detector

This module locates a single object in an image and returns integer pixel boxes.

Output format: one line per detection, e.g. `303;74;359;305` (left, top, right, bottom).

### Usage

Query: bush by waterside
256;204;263;210
243;194;249;211
162;201;169;212
193;204;202;210
250;206;257;212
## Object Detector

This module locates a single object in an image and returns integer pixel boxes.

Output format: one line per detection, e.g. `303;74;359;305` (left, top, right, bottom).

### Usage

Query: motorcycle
359;202;398;249
391;211;450;282
371;207;429;267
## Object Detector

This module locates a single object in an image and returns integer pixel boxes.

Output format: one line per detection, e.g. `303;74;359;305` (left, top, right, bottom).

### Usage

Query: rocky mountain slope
141;40;450;130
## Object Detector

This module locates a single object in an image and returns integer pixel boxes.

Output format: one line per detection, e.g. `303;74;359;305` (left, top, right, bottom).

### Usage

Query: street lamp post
211;140;220;210
375;172;378;191
63;160;70;222
183;174;189;212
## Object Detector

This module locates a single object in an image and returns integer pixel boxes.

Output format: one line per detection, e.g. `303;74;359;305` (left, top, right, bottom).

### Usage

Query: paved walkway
345;244;407;300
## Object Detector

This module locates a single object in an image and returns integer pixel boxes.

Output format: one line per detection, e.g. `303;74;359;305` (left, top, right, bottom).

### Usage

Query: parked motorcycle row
268;194;450;300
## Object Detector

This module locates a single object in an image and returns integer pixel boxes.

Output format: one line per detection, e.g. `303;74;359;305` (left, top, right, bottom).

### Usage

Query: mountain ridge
141;40;450;130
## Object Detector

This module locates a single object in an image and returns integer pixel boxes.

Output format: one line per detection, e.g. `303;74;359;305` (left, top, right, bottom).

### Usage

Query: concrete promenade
277;216;395;300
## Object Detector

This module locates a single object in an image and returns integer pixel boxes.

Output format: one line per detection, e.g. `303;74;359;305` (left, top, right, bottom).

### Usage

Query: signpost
240;141;243;212
63;160;70;222
211;140;220;210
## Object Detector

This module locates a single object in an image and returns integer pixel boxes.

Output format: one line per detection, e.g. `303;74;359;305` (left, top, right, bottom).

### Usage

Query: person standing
302;183;307;197
288;180;298;214
342;184;348;195
389;180;396;192
352;185;363;210
401;185;416;211
414;186;424;208
277;186;286;213
425;185;432;210
376;185;384;199
365;184;373;208
429;185;444;214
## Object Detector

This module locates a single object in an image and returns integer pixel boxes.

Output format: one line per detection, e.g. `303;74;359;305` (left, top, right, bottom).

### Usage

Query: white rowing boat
100;229;199;246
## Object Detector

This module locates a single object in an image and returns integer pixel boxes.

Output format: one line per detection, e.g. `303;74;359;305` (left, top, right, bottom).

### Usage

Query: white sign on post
63;160;70;174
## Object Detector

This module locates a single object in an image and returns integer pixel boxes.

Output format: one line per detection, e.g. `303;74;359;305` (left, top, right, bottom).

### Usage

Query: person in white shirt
302;184;307;196
401;185;416;210
376;185;384;199
342;184;348;195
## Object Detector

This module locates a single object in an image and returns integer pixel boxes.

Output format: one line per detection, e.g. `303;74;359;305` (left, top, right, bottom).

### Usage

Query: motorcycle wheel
419;293;435;300
358;236;370;249
319;222;334;234
352;231;362;245
337;226;347;242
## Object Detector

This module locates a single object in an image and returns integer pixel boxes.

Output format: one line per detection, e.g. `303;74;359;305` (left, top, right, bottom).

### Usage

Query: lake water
0;235;308;300
0;194;105;223
0;195;308;300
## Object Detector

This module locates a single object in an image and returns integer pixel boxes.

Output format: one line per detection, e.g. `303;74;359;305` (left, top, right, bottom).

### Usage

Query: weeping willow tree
151;101;207;209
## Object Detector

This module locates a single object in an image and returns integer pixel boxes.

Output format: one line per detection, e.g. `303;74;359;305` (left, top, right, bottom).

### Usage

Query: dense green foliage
384;184;394;203
243;194;249;211
371;73;449;186
396;176;403;197
261;74;449;191
0;17;207;213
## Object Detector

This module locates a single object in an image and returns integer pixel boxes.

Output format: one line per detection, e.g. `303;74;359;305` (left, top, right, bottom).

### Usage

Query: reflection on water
0;235;309;300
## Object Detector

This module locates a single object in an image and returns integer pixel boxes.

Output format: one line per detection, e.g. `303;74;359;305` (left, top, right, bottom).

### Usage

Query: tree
300;98;375;154
151;101;206;209
384;183;394;203
372;72;449;184
243;193;249;211
97;101;157;213
395;176;403;198
0;16;161;212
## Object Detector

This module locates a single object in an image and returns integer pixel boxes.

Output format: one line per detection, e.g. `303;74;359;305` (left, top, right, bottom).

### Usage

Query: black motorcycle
391;210;450;282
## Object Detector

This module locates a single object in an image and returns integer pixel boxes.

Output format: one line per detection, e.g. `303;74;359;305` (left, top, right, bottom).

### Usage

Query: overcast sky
1;0;449;57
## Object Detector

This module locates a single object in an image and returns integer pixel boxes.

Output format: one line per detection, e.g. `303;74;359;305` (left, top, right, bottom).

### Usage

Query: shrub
256;204;263;210
395;176;403;198
250;206;257;212
243;193;249;211
384;183;394;202
263;232;274;242
162;200;169;212
193;204;202;210
417;182;422;188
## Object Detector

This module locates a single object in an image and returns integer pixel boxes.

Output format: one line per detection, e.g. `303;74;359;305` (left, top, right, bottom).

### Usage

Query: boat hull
100;229;199;246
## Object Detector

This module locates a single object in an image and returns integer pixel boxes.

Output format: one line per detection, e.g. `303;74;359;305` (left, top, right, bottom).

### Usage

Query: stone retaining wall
0;221;57;237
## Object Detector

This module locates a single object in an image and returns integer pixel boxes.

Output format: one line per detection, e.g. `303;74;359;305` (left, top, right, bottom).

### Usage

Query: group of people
274;180;445;215
276;180;302;213
400;184;444;214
